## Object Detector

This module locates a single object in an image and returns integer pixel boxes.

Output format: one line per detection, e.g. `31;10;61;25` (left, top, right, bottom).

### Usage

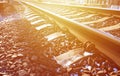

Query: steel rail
22;1;120;67
40;2;120;16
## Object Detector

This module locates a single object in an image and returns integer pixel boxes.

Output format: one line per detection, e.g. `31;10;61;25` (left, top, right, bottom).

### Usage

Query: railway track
20;1;120;75
26;2;120;39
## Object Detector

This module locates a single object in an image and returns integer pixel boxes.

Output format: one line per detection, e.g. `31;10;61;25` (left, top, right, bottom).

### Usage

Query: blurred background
31;0;120;9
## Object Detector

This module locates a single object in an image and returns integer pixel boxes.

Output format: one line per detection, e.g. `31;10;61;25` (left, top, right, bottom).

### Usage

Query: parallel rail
22;1;120;66
39;2;120;16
